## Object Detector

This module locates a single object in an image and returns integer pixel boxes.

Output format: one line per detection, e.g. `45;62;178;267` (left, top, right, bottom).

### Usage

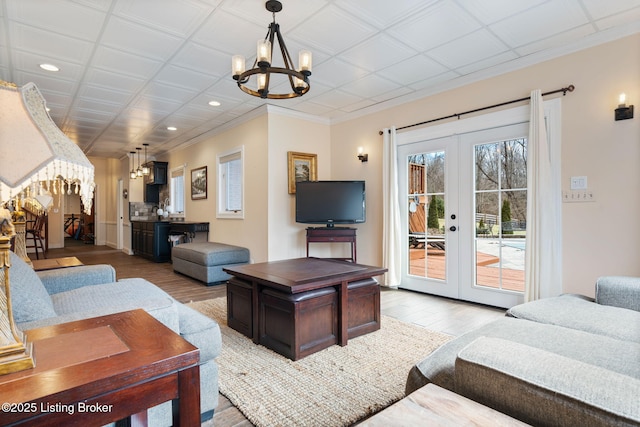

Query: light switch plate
570;176;587;190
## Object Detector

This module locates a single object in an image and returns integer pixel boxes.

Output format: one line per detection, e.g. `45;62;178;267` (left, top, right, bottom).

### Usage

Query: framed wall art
287;151;317;194
191;166;207;200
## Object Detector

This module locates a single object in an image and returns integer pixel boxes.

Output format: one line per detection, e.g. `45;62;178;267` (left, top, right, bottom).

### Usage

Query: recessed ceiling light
167;126;177;131
208;100;221;107
39;63;60;72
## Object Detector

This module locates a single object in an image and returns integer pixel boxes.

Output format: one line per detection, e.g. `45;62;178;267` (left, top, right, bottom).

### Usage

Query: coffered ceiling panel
0;0;638;159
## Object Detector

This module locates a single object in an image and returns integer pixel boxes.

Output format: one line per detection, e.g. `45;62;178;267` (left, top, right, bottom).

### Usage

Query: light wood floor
41;242;506;427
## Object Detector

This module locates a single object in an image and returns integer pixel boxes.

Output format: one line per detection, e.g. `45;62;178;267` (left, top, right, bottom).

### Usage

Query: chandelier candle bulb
232;55;246;78
257;40;272;67
299;50;312;74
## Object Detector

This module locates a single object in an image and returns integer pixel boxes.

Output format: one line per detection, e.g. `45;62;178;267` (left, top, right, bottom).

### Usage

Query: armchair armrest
595;276;640;312
37;264;116;295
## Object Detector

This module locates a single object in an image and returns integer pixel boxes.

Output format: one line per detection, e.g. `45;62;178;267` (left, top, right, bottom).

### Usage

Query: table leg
173;365;201;427
252;280;260;344
338;280;348;346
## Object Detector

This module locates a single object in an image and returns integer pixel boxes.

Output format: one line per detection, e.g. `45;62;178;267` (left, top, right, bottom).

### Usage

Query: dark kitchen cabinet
131;221;171;262
144;161;168;185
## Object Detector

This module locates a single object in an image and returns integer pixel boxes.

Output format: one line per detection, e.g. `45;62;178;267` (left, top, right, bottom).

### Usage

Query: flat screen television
295;181;365;227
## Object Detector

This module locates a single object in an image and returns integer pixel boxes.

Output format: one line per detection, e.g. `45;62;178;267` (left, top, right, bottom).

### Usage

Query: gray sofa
9;252;221;426
406;276;640;426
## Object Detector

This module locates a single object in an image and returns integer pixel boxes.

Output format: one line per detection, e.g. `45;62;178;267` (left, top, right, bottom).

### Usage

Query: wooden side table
31;256;83;271
306;227;357;262
359;383;529;426
0;309;200;426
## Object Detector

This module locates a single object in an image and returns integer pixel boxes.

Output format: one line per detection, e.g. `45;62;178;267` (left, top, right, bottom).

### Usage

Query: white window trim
169;164;186;219
217;146;244;219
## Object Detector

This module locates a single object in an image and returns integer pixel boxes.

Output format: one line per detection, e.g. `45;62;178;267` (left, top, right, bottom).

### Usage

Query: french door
398;122;529;308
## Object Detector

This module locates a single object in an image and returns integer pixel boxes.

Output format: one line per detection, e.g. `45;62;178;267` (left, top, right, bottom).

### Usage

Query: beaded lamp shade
0;80;95;214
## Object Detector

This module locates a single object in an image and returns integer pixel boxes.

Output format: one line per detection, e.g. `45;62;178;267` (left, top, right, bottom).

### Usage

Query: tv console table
306;227;357;262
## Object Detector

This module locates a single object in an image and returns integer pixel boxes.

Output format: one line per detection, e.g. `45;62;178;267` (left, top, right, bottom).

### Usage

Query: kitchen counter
131;221;210;262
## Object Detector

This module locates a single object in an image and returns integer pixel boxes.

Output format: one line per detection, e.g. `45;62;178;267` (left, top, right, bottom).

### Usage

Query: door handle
449;226;457;232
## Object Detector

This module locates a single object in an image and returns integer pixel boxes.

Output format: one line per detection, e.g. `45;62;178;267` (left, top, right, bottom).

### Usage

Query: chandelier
232;0;312;99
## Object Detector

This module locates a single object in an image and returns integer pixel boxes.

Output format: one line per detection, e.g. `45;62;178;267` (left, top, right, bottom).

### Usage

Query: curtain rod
379;84;575;135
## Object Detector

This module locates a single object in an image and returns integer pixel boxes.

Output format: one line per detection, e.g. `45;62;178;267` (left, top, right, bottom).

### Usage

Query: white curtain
382;127;402;287
525;90;561;302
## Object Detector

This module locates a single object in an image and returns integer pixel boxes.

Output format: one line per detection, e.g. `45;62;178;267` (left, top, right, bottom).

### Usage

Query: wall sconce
357;147;368;163
615;93;634;121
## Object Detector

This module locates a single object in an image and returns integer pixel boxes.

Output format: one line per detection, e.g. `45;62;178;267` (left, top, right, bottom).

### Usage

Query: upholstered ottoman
259;287;338;360
347;277;381;339
172;242;250;285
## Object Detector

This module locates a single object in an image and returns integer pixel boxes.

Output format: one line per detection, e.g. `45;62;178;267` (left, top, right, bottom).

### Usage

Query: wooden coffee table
224;257;387;352
0;309;200;426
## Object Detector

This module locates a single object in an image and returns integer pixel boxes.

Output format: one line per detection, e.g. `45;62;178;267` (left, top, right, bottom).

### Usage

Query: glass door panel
473;139;527;293
407;151;446;280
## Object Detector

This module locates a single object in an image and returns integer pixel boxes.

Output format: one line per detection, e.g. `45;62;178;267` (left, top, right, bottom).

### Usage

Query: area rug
188;298;452;427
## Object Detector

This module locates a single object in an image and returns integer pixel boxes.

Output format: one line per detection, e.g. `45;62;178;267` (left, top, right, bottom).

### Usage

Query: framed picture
288;151;317;194
191;166;207;200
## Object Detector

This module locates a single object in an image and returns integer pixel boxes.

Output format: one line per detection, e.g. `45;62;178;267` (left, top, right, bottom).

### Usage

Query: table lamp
0;80;95;374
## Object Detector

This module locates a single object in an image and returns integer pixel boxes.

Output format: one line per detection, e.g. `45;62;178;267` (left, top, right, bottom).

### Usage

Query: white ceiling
1;0;639;159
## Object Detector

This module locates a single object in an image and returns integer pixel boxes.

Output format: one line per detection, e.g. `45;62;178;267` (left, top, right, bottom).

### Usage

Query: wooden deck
409;248;525;292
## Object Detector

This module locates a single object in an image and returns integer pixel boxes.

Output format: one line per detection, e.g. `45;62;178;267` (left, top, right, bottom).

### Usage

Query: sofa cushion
405;317;640;395
506;294;640;342
49;278;179;333
595;276;640;312
8;252;57;323
455;337;640;426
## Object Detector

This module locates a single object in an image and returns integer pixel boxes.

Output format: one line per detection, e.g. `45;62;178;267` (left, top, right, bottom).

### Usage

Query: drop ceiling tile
387;1;481;52
101;16;185;61
171;42;230;78
79;84;134;106
334;0;436;29
113;0;212;37
340;98;378;113
409;70;460;91
456;51;519;76
92;46;163;80
515;24;596;57
15;71;77;94
427;29;509;69
221;0;328;29
377;55;449;85
85;68;146;93
581;0;640;19
154;65;213;92
11;50;84;81
341;73;402;99
6;0;107;40
595;8;640;31
489;0;590;48
192;10;266;57
132;95;182;115
312;58;369;88
307;89;363;110
286;101;334;116
10;23;95;64
458;0;547;25
340;34;417;72
287;4;377;55
370;86;414;103
142;82;197;104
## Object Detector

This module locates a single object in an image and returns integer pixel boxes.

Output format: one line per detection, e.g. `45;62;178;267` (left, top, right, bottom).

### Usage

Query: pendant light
129;151;137;179
136;147;143;177
142;143;150;175
232;0;311;99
